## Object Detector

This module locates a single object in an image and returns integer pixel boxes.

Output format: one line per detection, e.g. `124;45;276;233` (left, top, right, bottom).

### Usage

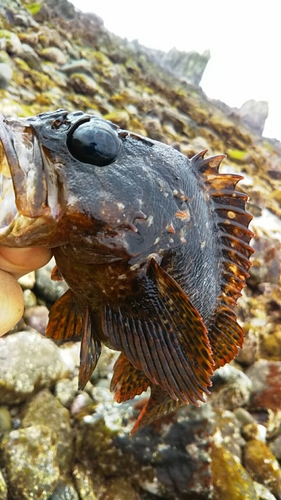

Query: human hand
0;247;51;336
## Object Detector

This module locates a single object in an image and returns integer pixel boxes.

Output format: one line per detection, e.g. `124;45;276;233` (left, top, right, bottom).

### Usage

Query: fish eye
67;120;121;166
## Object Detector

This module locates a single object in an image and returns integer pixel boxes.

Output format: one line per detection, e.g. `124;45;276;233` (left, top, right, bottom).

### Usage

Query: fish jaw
0;115;63;246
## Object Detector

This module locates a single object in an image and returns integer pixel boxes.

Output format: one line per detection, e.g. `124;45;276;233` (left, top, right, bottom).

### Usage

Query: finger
0;269;24;336
0;247;52;279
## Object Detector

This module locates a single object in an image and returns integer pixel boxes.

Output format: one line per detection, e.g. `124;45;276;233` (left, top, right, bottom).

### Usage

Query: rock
212;408;245;461
20;43;42;71
0;330;69;404
247;359;281;412
23;289;37;308
61;59;92;76
54;377;78;408
0;30;22;55
237;99;269;136
0;407;12;432
48;479;79;500
1;425;59;500
211;444;257;500
0;470;7;500
210;364;253;410
18;271;36;289
35;259;68;303
68;73;99;95
253;482;277;500
23;305;49;334
243;439;281;499
22;389;74;475
0;62;12;88
40;46;68;65
73;463;98;500
241;423;267;442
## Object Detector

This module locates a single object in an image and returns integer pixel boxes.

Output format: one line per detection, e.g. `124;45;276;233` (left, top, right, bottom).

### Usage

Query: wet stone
212;408;245;461
253;482;277;500
0;470;7;500
49;479;79;500
211;444;257;500
0;407;12;432
72;463;98;500
22;389;74;475
0;62;12;89
40;47;68;65
210;364;253;411
0;330;69;404
243;439;281;499
23;305;49;335
246;359;281;412
1;425;59;500
35;259;68;304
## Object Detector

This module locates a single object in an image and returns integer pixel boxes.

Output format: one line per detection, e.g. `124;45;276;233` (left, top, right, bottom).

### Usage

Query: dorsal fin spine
191;150;254;368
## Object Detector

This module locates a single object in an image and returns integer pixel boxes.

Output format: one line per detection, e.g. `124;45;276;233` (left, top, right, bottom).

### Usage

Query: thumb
0;270;24;336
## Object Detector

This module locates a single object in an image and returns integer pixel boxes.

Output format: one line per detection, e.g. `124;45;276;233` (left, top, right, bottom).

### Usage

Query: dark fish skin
0;109;254;432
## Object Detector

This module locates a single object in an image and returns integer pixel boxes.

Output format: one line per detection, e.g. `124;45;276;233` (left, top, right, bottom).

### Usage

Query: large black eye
67;120;121;166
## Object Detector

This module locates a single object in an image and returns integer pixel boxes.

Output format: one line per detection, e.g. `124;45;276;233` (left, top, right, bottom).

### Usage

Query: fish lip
0;114;57;240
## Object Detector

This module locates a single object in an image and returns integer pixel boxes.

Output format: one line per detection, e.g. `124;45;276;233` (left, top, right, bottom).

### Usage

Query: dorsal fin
192;151;254;368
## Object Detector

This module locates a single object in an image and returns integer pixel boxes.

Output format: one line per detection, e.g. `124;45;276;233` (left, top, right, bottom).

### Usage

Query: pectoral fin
46;289;83;340
46;290;101;389
103;258;214;406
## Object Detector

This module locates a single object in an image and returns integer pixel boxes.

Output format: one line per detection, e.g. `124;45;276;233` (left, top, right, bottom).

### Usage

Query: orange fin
46;289;83;341
78;307;101;390
192;151;254;367
110;353;150;403
131;385;181;434
51;265;64;282
103;258;214;406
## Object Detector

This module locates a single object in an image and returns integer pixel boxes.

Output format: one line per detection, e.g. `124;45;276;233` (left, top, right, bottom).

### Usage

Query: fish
0;109;254;433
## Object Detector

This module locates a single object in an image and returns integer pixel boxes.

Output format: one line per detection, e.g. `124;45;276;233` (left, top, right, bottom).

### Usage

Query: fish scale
0;109;253;433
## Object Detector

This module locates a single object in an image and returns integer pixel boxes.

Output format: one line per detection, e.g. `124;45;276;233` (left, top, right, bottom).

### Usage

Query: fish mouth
0;115;60;245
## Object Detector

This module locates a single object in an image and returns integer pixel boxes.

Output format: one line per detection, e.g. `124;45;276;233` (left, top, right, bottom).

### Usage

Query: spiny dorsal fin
192;151;254;368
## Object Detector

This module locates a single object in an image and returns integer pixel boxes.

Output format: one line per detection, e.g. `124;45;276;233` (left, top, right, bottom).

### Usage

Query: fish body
0;109;253;432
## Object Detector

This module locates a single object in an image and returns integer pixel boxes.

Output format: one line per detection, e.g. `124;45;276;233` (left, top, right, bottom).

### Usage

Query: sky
71;0;281;141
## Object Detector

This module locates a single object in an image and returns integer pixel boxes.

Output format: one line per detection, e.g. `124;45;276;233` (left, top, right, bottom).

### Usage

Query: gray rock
238;99;269;136
22;389;74;475
20;43;42;71
35;258;68;303
49;480;79;500
0;330;69;404
24;305;49;335
61;59;92;76
0;30;22;55
1;425;59;500
41;46;68;65
0;62;12;89
210;364;253;410
0;470;7;500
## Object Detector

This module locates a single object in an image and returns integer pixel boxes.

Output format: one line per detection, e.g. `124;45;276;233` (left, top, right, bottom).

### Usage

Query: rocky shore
0;1;281;498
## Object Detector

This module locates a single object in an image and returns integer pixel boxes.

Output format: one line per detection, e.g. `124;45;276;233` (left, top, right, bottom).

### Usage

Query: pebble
35;259;68;303
0;62;12;88
0;406;12;432
18;271;36;289
24;305;49;334
210;364;253;410
243;439;281;499
40;46;68;65
0;330;69;404
1;425;59;500
22;389;74;475
211;444;257;499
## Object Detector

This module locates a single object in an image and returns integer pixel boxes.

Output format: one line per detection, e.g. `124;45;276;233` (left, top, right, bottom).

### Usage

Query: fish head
0;109;188;260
